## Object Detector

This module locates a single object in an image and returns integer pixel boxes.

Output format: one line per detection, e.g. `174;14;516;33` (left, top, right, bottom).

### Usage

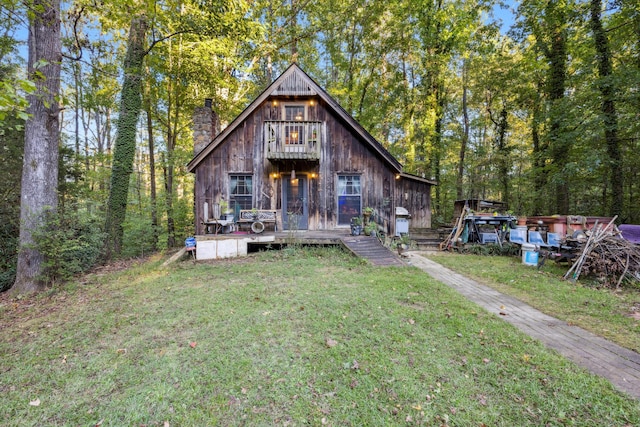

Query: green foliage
463;242;521;257
0;221;18;292
0;111;24;292
364;220;377;236
104;16;148;258
31;209;106;285
120;213;157;259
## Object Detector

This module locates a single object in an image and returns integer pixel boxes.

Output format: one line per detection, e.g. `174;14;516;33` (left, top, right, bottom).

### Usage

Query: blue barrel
185;237;196;250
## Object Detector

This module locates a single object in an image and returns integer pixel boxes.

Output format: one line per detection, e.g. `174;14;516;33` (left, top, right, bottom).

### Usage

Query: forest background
1;0;639;292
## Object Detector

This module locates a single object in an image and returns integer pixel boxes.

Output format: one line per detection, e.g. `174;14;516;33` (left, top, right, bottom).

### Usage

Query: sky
492;1;518;34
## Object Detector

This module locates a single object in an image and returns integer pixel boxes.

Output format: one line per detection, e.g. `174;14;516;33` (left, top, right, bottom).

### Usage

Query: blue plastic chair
528;231;547;246
547;232;561;248
509;228;527;245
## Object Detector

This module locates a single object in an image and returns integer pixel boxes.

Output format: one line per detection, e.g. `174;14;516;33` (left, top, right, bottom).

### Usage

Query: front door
283;176;308;230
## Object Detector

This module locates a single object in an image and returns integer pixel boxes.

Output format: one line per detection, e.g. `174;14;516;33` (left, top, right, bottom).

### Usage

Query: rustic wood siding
395;178;432;229
193;95;432;235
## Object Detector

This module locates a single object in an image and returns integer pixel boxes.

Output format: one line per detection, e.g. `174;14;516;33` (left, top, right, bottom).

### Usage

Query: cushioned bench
237;210;278;233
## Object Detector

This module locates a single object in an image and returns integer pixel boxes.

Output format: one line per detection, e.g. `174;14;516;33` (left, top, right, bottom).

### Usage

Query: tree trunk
145;100;158;251
546;1;569;214
432;83;446;217
104;15;147;258
456;59;469;200
590;0;622;218
12;0;61;293
531;81;547;215
496;103;510;203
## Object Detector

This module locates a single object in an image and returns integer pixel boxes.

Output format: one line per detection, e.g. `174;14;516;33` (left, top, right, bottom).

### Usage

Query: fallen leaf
499;311;508;316
482;358;490;364
325;338;337;348
412;404;422;410
189;342;197;348
29;398;40;406
500;305;506;310
164;422;170;427
351;360;359;370
408;318;415;325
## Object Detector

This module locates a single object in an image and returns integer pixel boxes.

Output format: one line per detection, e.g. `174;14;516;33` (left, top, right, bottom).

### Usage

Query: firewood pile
563;217;640;288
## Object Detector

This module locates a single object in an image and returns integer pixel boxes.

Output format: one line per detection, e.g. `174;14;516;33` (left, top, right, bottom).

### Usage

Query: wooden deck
196;229;406;266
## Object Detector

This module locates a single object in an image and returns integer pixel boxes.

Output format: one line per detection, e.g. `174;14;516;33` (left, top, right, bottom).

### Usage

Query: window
284;104;306;146
230;175;253;211
284;105;305;121
337;175;361;225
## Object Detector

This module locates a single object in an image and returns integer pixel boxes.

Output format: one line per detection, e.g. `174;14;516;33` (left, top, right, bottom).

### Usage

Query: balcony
265;121;322;160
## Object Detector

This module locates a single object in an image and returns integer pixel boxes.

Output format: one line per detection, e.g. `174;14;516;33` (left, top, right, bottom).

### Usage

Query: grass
427;251;640;353
0;247;639;426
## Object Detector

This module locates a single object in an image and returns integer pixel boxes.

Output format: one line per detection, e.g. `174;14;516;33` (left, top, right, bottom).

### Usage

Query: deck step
340;236;406;266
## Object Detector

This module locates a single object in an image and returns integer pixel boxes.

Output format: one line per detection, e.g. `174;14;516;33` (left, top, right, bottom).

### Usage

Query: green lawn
1;247;638;426
427;251;640;353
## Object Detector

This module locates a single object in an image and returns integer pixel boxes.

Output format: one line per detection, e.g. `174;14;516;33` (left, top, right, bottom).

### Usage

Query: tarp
619;224;640;244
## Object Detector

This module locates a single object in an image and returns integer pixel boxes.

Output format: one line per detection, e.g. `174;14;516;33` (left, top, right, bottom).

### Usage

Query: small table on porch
203;218;234;235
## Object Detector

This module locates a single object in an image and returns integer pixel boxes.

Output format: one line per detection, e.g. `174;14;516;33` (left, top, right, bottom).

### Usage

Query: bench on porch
237;210;278;233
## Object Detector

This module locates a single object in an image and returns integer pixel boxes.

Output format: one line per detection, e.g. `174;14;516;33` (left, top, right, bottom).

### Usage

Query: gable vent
273;71;317;96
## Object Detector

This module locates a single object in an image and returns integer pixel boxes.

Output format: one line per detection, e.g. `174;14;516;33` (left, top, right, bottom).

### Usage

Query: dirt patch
627;302;640;320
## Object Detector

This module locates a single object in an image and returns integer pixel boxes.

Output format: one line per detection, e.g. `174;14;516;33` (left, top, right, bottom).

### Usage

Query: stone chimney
193;98;219;155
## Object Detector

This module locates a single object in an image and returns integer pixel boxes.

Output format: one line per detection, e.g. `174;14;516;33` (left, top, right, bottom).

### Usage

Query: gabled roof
187;63;403;173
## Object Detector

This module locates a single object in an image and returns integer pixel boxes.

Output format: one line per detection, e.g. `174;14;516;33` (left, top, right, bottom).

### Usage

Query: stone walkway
406;252;640;400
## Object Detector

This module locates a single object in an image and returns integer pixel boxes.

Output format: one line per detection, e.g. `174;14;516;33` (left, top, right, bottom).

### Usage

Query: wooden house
187;63;435;236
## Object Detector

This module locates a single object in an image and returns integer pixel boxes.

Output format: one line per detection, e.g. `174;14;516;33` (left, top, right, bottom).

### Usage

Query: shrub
465;242;520;256
31;209;106;285
0;221;18;292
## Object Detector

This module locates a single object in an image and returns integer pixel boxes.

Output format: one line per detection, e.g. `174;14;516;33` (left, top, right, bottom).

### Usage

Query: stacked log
564;217;640;288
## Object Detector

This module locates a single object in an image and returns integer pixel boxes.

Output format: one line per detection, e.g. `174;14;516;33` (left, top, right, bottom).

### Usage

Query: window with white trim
230;175;253;211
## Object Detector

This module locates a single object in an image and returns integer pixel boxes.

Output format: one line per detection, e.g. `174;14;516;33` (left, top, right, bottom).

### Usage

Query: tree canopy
2;0;640;291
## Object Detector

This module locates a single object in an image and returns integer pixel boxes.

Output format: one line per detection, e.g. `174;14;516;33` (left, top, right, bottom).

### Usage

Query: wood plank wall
193;96;432;235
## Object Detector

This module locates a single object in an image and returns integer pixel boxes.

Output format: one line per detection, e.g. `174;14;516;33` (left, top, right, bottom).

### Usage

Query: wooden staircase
340;235;406;266
409;228;450;250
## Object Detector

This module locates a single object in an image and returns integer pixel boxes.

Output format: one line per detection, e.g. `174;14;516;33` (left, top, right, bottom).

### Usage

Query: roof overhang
187;63;403;173
397;172;437;186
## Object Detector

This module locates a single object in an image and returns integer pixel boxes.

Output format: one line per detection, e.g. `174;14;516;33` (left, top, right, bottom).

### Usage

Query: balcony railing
265;121;322;160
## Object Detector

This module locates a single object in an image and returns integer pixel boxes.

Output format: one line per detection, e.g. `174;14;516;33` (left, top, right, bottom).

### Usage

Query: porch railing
265;121;322;160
